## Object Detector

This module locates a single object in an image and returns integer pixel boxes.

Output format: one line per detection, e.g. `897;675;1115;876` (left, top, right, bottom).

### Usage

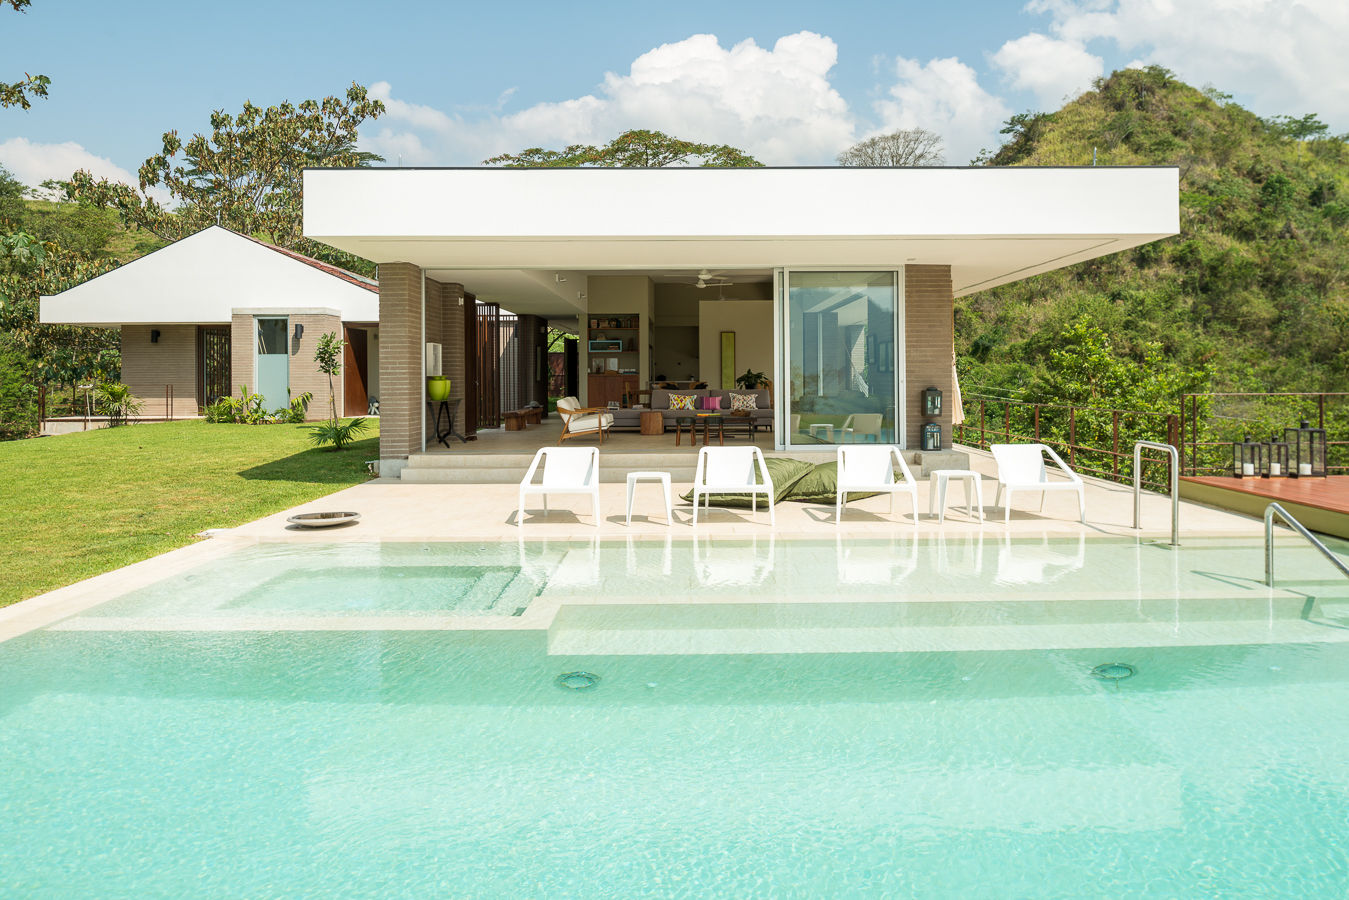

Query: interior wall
698;300;773;389
582;275;653;400
651;326;699;381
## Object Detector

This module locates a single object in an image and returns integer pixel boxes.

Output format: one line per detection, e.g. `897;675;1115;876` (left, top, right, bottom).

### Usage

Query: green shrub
96;382;142;427
306;416;370;451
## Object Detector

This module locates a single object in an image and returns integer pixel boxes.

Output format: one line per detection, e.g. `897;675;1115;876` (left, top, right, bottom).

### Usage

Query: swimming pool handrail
1264;502;1349;588
1133;441;1180;546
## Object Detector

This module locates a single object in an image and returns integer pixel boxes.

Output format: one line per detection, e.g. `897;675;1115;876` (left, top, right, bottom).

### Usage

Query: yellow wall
699;300;773;389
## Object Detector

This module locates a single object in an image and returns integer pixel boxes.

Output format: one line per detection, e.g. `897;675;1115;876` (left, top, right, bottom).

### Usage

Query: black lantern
1233;435;1264;478
922;387;943;418
1263;435;1290;478
921;422;942;451
1285;420;1327;478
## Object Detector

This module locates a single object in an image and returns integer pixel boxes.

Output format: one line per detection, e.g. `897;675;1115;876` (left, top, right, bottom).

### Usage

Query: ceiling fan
686;268;734;289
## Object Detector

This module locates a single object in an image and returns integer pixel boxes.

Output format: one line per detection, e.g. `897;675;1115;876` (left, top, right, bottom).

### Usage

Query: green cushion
784;461;880;504
680;456;814;508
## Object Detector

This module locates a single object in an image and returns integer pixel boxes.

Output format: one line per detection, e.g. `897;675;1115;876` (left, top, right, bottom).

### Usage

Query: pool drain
556;671;600;691
1091;662;1136;682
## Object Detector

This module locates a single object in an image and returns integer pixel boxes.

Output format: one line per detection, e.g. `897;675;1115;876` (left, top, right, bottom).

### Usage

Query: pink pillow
701;396;722;411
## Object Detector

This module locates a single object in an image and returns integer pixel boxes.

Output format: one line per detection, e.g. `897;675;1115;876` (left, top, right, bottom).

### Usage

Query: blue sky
1;0;1346;192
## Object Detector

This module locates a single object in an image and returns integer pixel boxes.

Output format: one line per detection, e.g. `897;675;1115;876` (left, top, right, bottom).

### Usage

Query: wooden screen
197;325;231;409
475;301;501;428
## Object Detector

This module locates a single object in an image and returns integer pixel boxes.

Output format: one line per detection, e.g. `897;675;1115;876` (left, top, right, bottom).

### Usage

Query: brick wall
437;281;469;436
120;325;198;417
903;264;955;448
423;278;444;445
288;313;342;421
230;313;254;400
377;263;421;461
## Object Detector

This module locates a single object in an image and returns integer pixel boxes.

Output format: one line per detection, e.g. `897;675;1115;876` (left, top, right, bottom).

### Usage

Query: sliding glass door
780;271;899;448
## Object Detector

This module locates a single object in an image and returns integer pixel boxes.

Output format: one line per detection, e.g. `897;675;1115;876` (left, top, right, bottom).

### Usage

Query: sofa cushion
668;393;699;411
727;392;758;413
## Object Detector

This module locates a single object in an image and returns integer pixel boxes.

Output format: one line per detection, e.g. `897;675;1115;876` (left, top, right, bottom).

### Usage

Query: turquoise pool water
3;537;1349;897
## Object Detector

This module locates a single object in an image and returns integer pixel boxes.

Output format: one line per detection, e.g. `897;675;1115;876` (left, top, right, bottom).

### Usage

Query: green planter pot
426;377;452;402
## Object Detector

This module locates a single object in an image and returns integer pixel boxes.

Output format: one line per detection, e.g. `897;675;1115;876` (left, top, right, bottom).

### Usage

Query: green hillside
959;66;1349;407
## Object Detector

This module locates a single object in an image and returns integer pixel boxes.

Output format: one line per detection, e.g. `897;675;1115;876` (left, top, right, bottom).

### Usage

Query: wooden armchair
556;396;614;444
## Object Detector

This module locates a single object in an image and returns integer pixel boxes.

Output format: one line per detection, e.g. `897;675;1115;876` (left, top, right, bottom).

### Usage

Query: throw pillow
668;393;698;411
679;457;815;508
729;392;758;413
701;396;722;411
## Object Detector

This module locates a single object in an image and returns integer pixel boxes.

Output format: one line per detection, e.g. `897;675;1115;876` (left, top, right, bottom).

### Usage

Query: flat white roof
41;226;379;326
303;166;1177;311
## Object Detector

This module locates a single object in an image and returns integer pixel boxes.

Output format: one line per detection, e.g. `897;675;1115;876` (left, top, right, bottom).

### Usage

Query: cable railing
1181;391;1349;477
1264;502;1349;588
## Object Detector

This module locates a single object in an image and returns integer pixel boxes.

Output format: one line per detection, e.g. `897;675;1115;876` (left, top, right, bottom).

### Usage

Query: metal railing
1263;502;1349;588
1182;391;1349;477
1133;441;1180;546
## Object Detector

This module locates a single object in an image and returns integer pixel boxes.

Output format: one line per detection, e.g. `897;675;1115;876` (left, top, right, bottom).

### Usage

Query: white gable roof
40;226;378;326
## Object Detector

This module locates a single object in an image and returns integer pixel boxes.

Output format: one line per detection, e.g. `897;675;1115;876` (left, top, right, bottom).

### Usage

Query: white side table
808;423;836;443
625;471;673;526
928;469;985;523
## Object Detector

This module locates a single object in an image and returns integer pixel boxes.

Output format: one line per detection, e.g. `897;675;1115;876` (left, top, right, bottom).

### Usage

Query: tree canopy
56;83;385;272
836;128;944;167
484;129;762;168
0;1;49;111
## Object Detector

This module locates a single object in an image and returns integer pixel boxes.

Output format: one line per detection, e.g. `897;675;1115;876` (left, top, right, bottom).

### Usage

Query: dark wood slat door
343;327;368;416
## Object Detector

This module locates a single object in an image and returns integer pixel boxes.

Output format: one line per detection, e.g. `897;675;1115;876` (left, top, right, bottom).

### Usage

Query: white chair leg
625;482;634;526
661;478;672;527
994;483;1003;509
937;475;948;524
1039;492;1046;512
909;490;919;527
973;478;985;522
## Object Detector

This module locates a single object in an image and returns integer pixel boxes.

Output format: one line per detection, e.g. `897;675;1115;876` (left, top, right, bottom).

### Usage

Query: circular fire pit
286;511;361;529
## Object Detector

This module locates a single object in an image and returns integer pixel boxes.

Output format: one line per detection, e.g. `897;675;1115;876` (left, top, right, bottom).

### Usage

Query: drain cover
1091;663;1136;681
556;671;600;691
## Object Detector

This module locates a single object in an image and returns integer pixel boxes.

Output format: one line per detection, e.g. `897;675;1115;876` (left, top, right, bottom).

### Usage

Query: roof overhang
303;166;1178;311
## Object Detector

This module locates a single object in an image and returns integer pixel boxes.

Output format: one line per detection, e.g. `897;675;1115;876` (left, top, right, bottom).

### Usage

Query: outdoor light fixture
1233;435;1264;478
1285;420;1327;477
922;386;943;418
922;422;942;451
150;329;161;343
293;323;304;341
1263;435;1290;478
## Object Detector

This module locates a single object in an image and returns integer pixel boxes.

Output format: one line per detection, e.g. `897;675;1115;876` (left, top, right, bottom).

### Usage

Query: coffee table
721;414;757;441
674;415;696;447
696;413;724;446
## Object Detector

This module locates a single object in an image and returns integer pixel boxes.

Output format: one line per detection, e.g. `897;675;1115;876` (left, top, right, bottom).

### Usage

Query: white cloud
874;57;1011;164
991;32;1104;107
0;137;174;205
1028;0;1349;128
363;32;857;166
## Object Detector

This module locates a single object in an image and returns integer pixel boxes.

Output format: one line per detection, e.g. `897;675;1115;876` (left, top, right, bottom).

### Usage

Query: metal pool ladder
1264;502;1349;587
1133;441;1180;546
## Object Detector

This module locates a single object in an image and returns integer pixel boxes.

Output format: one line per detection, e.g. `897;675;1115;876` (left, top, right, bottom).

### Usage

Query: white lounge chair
691;446;775;526
990;442;1086;525
555;396;613;444
836;444;919;526
517;446;601;526
840;413;884;443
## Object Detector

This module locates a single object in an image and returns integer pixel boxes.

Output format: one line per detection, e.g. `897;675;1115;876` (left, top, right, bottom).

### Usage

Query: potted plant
426;376;452;402
735;368;769;390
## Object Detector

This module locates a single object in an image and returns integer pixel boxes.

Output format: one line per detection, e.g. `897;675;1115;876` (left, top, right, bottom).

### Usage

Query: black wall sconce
292;323;304;341
150;329;161;343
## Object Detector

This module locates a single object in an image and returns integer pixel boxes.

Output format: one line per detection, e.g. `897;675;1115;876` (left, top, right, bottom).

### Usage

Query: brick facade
288;312;342;421
435;281;470;437
376;263;422;461
229;313;254;401
903;264;955;448
120;324;198;417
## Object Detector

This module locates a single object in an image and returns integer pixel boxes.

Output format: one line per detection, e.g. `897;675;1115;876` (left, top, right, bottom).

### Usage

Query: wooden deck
1180;475;1349;539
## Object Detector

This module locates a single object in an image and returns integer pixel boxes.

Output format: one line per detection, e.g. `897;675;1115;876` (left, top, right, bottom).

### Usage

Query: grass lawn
1;419;378;607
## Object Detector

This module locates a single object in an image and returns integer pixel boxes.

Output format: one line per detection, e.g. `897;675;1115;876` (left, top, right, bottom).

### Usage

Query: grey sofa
610;387;773;431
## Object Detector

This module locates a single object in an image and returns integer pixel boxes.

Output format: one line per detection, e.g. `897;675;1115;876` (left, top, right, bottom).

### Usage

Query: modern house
40;226;381;420
303;166;1178;477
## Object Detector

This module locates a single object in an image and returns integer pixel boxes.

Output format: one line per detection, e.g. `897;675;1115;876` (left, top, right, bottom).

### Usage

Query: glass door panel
784;271;897;447
255;317;289;410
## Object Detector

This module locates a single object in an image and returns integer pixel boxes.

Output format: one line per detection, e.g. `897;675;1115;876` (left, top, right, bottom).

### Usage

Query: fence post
1112;411;1120;479
1034;405;1040;441
980;399;986;449
38;384;46;424
1318;393;1325;429
1069;406;1077;467
1004;402;1011;442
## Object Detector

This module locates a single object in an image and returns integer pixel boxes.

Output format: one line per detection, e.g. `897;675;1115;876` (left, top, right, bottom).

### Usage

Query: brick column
438;281;469;436
230;313;254;400
377;262;422;466
903;265;955;448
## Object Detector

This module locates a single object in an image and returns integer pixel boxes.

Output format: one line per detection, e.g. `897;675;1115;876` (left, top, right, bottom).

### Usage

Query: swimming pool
3;537;1348;896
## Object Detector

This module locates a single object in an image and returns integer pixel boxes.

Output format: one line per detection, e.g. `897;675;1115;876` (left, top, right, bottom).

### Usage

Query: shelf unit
587;314;641;407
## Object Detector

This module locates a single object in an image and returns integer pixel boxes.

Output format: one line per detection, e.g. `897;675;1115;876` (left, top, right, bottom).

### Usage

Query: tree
1265;113;1330;143
57;83;385;272
484;129;762;168
836;128;944;167
313;332;344;423
0;165;25;227
1;1;49;111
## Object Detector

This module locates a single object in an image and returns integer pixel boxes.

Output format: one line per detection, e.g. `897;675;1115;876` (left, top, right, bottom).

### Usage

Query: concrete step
402;465;701;484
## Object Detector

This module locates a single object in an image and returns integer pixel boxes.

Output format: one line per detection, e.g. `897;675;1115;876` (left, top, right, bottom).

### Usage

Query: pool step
401;451;701;484
545;592;1330;655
